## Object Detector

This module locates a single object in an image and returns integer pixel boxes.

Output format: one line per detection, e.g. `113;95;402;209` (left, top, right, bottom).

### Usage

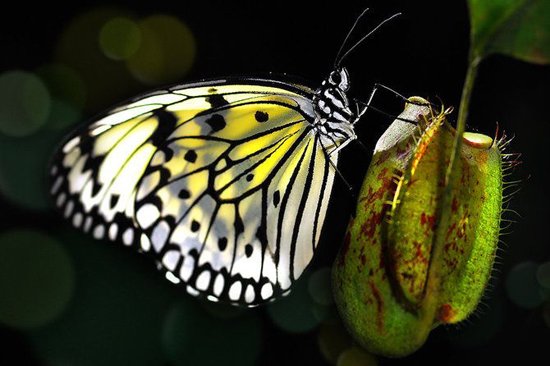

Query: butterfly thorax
312;68;357;152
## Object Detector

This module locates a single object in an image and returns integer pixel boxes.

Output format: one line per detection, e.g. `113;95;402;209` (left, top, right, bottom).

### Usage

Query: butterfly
49;10;400;306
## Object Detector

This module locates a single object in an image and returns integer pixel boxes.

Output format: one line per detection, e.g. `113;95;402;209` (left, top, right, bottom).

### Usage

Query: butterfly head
313;67;357;150
327;68;350;91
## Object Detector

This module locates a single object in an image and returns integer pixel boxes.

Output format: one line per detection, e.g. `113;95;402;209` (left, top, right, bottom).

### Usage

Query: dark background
1;0;549;365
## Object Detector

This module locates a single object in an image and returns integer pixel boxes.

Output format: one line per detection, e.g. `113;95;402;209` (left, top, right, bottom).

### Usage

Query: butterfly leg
327;137;353;157
355;84;379;123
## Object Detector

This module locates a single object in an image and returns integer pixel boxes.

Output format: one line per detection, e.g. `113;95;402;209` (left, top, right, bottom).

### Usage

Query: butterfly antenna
355;99;421;125
334;8;370;68
374;83;437;107
336;12;402;67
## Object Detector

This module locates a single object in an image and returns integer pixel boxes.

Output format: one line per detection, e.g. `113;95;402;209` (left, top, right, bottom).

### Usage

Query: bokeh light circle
506;261;546;309
44;99;82;131
0;229;75;329
99;17;141;61
36;64;86;131
162;299;261;366
0;130;62;210
318;321;353;365
29;229;176;366
127;14;196;85
0;70;50;137
308;267;334;306
54;7;140;110
0;129;60;210
267;274;321;333
36;63;86;110
336;346;378;366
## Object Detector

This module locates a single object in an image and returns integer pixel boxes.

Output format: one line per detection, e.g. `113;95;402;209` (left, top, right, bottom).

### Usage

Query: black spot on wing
157;167;171;184
218;237;228;251
273;190;280;207
110;194;120;209
162;147;174;162
90;181;102;196
234;211;244;235
205;114;226;133
191;220;201;232
255;111;269;123
151;109;177;147
206;93;229;108
178;189;190;199
184;150;197;163
245;244;253;257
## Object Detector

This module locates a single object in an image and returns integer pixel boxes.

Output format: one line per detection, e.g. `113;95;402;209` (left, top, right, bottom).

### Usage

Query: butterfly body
50;68;359;306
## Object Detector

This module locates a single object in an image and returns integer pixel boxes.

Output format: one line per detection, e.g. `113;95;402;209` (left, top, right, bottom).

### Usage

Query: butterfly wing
50;79;337;305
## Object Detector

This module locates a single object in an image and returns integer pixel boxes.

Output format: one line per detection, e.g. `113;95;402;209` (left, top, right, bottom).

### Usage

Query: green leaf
468;0;550;64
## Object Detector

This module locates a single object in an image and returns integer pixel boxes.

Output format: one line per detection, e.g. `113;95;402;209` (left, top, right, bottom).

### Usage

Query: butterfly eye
329;71;342;86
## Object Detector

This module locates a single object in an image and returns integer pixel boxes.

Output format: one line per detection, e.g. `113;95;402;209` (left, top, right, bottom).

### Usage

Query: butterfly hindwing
50;79;337;305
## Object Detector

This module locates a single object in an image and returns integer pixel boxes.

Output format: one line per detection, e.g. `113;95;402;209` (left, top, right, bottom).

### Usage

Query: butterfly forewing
50;80;338;306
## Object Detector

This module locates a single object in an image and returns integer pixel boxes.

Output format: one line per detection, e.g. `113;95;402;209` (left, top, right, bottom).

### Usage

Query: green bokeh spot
45;98;82;131
36;63;86;110
54;7;140;111
0;229;75;329
0;129;62;210
506;261;546;309
337;346;378;366
308;267;334;306
317;321;353;365
267;274;320;333
126;15;196;85
29;229;174;366
99;17;141;60
0;70;50;137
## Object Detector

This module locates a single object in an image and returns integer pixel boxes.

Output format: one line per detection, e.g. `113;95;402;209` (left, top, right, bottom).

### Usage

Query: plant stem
416;54;481;338
449;54;481;183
